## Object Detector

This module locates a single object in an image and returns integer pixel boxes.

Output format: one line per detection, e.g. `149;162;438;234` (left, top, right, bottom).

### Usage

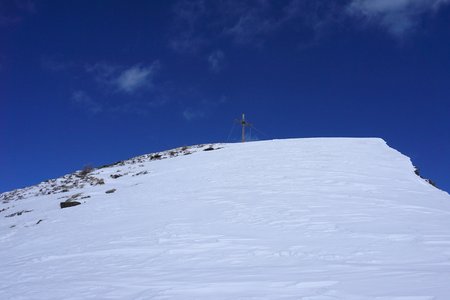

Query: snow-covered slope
1;138;450;300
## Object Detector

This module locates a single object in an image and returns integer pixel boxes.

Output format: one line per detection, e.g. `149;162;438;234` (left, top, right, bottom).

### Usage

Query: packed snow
1;138;450;300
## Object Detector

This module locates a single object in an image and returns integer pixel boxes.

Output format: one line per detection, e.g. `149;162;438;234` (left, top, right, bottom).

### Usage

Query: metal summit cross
237;113;251;143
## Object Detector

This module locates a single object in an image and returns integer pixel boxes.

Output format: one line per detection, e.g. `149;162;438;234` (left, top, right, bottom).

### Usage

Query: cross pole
237;113;251;143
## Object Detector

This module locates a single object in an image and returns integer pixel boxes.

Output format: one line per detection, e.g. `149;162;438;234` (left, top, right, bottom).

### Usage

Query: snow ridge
0;143;221;204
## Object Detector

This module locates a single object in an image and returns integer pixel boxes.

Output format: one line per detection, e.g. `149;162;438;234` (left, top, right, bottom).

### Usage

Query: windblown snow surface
1;138;450;300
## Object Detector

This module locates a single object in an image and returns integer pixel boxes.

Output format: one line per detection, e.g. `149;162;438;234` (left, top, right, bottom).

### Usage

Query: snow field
1;138;450;299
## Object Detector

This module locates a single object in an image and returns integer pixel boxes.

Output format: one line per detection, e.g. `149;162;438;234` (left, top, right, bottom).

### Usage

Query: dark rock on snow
60;201;81;209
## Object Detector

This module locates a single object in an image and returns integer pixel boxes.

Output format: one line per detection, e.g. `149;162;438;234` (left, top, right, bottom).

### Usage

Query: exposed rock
60;201;81;209
150;154;162;160
414;167;438;188
70;193;82;199
133;171;149;177
76;165;94;178
0;142;221;202
99;161;122;169
5;210;32;218
105;189;116;194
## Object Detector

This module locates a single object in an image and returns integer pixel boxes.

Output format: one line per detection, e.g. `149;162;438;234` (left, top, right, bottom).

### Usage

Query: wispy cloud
0;54;5;71
181;95;227;121
0;0;36;26
168;0;342;52
86;61;160;94
71;90;103;114
169;0;207;53
15;0;36;13
221;0;280;45
182;108;206;121
84;62;118;85
41;56;75;72
207;50;225;73
169;0;278;52
346;0;450;37
169;0;450;52
42;58;168;115
0;15;21;26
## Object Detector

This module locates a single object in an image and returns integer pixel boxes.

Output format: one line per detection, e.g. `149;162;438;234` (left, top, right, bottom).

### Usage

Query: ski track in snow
1;138;450;299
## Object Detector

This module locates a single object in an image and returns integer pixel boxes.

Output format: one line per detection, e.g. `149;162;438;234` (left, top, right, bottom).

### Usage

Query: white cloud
85;61;160;94
207;50;225;73
116;64;157;93
347;0;450;36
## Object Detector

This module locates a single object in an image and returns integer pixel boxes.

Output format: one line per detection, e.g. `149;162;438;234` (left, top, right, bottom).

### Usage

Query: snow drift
1;138;450;300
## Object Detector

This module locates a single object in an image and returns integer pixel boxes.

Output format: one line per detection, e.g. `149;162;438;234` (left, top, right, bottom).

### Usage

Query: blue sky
1;0;449;193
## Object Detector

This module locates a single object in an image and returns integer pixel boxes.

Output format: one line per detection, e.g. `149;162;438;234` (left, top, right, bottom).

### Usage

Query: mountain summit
1;138;450;299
